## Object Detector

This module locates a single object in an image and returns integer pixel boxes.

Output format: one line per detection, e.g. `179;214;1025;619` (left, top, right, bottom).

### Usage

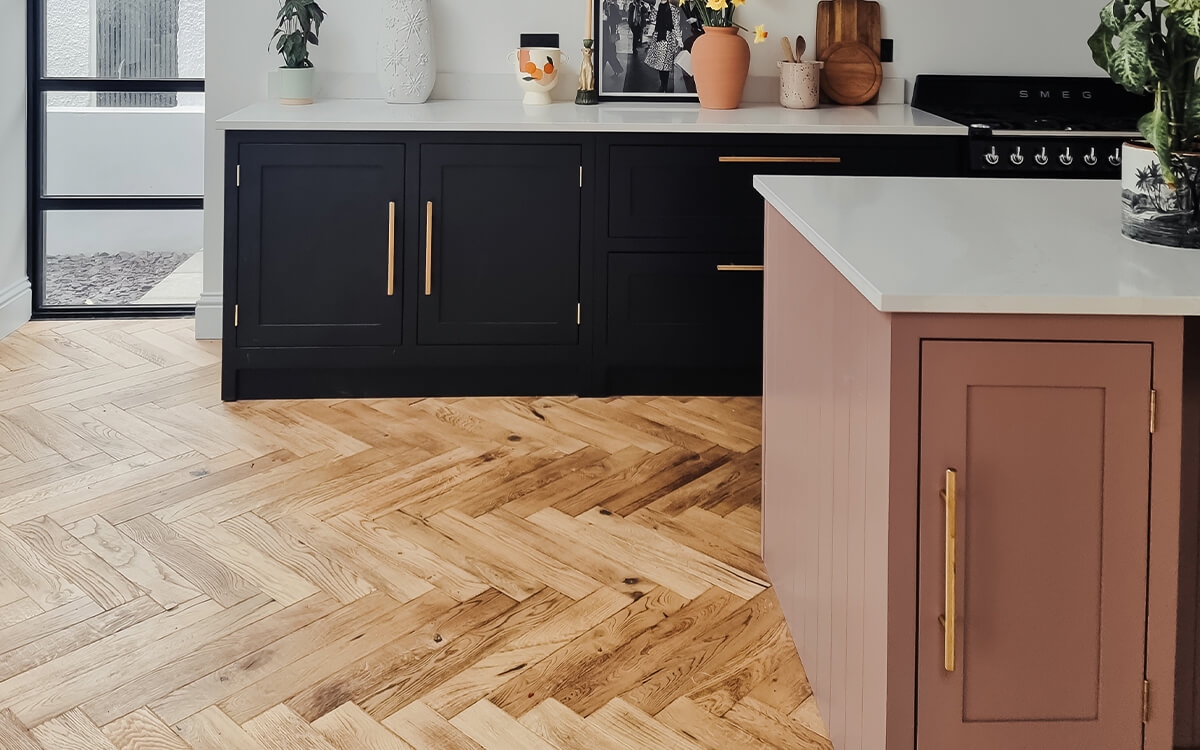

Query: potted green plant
678;0;768;110
272;0;327;105
1089;0;1200;248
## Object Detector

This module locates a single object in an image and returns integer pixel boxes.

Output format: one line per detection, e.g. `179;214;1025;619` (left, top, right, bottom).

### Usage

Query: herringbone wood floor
0;318;829;750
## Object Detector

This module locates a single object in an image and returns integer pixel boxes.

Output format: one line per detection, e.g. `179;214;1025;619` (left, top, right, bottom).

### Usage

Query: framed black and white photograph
597;0;704;100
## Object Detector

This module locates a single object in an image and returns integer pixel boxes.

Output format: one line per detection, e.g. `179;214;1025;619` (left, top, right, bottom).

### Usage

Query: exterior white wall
1;0;31;337
197;0;1105;338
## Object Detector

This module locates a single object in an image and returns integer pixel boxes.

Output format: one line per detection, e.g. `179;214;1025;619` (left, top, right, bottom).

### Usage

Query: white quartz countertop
755;175;1200;316
217;99;964;135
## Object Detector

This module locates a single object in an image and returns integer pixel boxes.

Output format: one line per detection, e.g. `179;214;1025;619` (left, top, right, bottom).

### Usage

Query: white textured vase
377;0;435;104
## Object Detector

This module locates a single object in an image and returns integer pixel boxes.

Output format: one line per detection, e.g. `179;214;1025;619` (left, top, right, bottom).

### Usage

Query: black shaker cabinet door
236;144;405;348
418;144;582;346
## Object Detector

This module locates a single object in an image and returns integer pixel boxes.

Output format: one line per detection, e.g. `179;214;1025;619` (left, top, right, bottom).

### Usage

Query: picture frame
595;0;703;101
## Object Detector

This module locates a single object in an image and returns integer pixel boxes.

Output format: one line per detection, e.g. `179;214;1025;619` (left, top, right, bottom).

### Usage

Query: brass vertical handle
387;202;396;297
424;201;433;296
940;468;958;672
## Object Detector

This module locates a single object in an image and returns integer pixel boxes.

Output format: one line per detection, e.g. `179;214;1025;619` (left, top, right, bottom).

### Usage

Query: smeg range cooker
912;75;1150;178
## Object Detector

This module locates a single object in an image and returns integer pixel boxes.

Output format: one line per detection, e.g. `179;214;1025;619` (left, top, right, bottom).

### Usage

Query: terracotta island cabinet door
917;340;1153;750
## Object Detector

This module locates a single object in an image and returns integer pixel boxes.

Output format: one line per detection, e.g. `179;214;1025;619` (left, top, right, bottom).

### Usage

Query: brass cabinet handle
718;156;843;164
717;264;765;272
424;201;433;296
939;468;958;672
387;202;396;297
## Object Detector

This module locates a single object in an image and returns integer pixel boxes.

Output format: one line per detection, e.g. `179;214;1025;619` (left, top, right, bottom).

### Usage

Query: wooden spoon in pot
780;36;796;63
795;35;807;61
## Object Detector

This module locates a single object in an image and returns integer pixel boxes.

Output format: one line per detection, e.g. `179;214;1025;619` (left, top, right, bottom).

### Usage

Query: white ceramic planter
1121;141;1200;249
378;0;436;104
278;67;315;105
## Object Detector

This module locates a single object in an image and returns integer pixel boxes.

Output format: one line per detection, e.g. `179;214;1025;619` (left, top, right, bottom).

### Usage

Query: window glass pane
44;91;204;197
43;210;203;307
45;0;205;78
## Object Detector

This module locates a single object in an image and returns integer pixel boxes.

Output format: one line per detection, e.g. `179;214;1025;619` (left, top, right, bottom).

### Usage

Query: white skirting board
194;291;224;340
0;278;32;340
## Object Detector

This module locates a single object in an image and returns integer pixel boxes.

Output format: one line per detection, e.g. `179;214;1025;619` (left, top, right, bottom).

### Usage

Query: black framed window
29;0;205;317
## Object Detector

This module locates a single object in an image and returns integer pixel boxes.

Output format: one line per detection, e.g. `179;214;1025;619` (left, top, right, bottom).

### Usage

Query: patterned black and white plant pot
1122;141;1200;249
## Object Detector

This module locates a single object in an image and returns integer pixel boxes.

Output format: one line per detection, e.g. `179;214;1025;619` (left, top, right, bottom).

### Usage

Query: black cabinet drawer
604;252;763;394
604;136;961;250
606;250;761;358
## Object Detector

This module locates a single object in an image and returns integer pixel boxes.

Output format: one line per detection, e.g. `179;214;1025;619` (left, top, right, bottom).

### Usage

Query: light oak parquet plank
101;708;193;750
419;586;631;718
0;598;43;628
0;520;88;610
10;517;146;610
30;708;119;750
284;588;528;722
586;698;706;750
0;404;101;461
310;702;415;750
65;516;203;610
172;706;269;750
498;446;649;519
242;705;339;750
5;595;279;726
0;708;45;750
449;699;559;750
381;701;483;750
518;698;629;750
269;513;435;604
80;593;340;726
117;515;260;608
0;597;164;681
171;513;320;606
656;697;773;750
216;590;465;724
487;586;688;717
0;596;103;656
149;591;424;724
220;513;375;604
627;507;768;581
724;696;832;750
84;403;193;459
373;511;544;602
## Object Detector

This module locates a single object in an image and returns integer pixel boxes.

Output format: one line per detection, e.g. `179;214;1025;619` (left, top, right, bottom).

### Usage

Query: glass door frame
27;0;205;319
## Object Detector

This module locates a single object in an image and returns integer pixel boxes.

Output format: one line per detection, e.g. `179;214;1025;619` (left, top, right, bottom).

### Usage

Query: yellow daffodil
753;24;768;43
732;0;746;5
706;0;728;10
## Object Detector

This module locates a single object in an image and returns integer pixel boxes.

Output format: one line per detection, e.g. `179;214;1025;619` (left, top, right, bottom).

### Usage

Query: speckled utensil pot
779;61;822;109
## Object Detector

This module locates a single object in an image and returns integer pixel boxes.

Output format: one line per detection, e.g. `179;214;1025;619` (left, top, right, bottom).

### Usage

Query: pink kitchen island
755;176;1200;750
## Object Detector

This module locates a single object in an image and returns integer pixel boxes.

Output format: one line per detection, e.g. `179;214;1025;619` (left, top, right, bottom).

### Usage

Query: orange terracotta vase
691;26;751;110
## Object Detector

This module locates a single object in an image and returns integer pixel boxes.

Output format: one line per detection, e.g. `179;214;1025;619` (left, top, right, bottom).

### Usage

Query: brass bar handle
718;156;843;164
717;264;765;272
387;202;396;297
424;201;433;296
940;468;958;672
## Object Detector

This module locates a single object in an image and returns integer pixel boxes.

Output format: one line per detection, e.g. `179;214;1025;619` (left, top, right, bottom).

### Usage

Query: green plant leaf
1140;107;1179;184
1089;23;1116;70
1110;18;1155;92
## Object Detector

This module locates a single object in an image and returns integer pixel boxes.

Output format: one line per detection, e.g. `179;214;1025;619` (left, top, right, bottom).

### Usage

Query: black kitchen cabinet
234;143;405;348
418;144;582;346
222;130;962;400
602;252;763;395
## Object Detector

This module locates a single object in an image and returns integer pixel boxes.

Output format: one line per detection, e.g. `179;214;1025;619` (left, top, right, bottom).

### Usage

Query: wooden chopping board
816;0;883;105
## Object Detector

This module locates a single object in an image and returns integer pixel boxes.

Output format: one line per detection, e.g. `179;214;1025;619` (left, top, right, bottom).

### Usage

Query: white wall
197;0;1103;338
0;0;31;338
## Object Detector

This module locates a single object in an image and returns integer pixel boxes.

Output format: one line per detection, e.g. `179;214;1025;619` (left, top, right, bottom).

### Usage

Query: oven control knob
1034;147;1049;166
1109;148;1122;167
984;146;1000;165
1084;147;1099;166
1010;147;1025;166
1059;147;1074;166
